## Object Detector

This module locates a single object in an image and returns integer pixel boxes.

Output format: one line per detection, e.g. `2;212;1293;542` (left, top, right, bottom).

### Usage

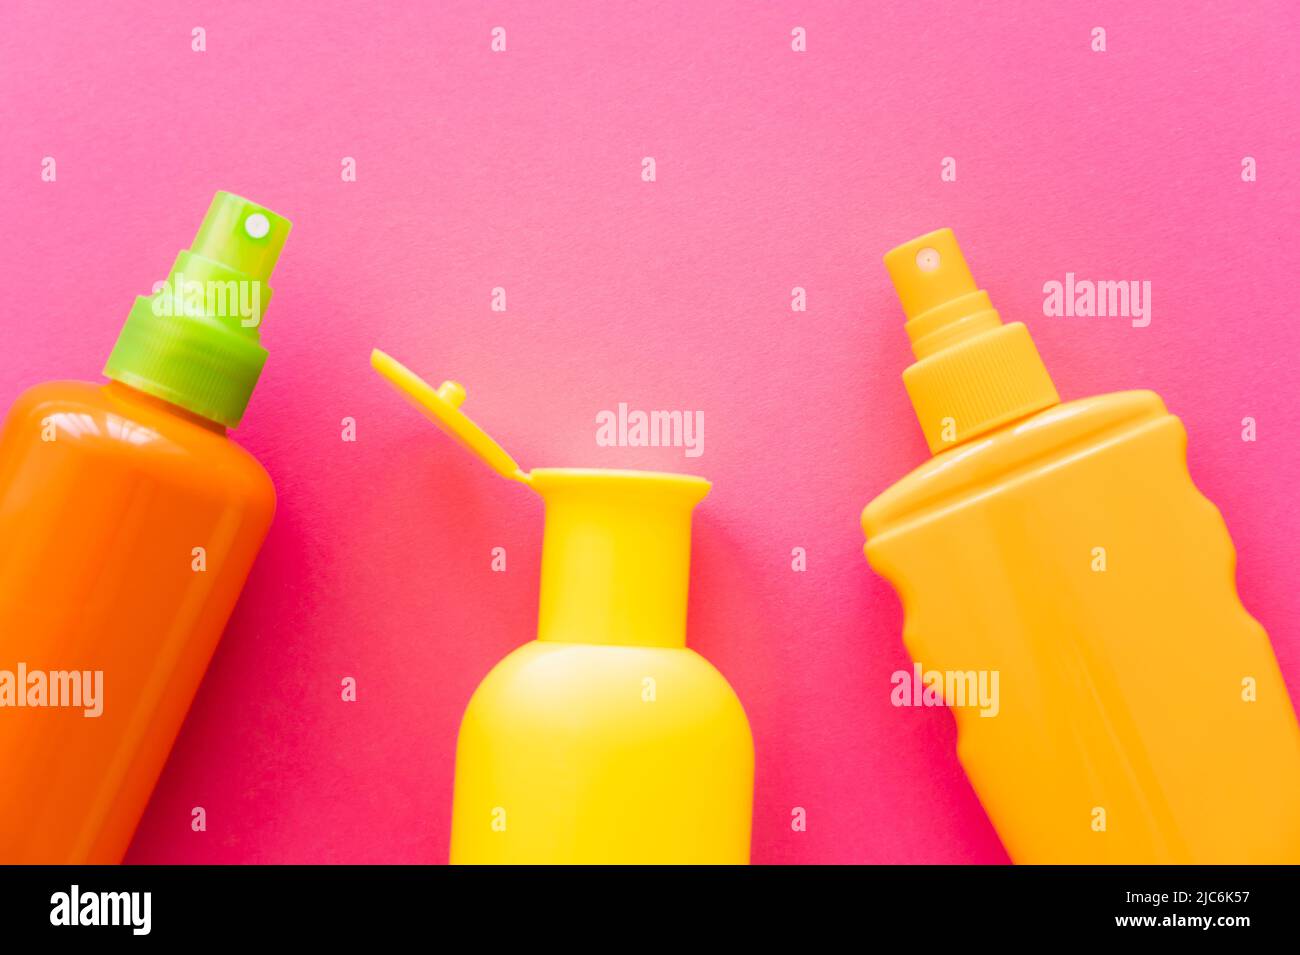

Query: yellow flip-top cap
370;349;527;482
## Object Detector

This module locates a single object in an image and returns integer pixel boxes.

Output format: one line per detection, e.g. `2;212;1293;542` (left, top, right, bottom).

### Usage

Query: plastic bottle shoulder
4;379;274;511
863;390;1170;541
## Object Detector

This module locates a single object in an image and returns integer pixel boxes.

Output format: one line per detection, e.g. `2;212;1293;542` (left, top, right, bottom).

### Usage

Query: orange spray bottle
0;192;290;862
861;228;1300;863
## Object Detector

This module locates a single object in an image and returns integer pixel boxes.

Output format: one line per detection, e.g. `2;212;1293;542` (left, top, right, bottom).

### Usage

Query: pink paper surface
1;1;1297;864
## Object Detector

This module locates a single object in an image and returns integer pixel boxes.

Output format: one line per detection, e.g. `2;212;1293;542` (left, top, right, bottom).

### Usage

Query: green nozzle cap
103;191;292;427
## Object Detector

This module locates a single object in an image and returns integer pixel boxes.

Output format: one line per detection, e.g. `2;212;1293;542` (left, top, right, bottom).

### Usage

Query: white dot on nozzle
916;247;941;272
244;213;270;239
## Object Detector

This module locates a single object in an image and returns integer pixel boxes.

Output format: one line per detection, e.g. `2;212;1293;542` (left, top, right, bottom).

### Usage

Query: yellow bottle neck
531;470;710;649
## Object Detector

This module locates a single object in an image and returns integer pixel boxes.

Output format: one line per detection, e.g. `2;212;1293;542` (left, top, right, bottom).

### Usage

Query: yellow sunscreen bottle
861;229;1300;863
371;349;754;864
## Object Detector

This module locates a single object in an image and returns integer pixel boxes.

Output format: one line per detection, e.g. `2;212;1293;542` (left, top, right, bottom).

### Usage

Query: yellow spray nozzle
882;228;1003;359
883;227;978;321
882;228;1059;455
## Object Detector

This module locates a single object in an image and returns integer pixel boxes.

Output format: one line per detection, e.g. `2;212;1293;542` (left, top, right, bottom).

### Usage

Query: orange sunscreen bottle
861;228;1300;863
0;192;290;862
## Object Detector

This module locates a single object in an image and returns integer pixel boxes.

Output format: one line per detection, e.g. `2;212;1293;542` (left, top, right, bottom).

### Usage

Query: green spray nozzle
190;192;290;284
104;191;292;428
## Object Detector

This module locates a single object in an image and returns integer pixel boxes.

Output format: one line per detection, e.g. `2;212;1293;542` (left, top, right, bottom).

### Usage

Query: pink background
2;1;1298;863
